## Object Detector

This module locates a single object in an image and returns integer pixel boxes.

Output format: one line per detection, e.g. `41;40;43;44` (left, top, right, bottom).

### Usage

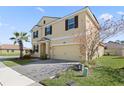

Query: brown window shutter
33;45;35;52
50;25;52;34
34;32;36;38
45;27;47;36
75;16;78;28
37;45;39;52
36;31;38;37
37;31;38;37
33;32;35;38
65;19;68;31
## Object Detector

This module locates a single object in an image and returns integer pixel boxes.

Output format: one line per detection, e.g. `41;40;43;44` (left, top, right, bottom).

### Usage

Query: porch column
46;41;50;58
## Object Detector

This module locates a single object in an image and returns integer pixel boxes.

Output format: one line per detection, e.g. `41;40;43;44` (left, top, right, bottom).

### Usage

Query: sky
0;6;124;48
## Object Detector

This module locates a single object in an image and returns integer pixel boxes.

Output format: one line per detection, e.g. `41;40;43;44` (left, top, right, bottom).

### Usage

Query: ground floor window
11;50;14;52
7;50;9;52
36;45;39;52
33;45;35;52
33;44;39;53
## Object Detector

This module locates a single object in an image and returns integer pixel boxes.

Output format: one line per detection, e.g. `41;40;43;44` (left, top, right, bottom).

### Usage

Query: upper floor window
43;20;46;24
33;31;38;39
45;25;52;36
65;16;78;31
36;31;38;38
68;18;75;29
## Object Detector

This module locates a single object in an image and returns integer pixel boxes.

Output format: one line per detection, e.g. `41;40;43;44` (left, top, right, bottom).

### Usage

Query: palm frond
22;32;27;36
20;32;27;39
14;41;17;44
10;37;16;40
10;32;30;48
23;36;29;42
14;32;19;37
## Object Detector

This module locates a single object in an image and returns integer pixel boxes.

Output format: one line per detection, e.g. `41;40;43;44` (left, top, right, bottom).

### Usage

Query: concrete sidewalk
0;62;41;86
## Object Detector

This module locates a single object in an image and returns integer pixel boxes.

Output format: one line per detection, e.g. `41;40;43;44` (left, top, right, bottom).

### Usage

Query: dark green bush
40;54;47;60
23;54;32;59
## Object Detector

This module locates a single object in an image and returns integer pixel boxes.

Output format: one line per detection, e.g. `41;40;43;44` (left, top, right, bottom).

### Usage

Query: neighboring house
0;44;28;55
105;42;124;56
31;7;104;61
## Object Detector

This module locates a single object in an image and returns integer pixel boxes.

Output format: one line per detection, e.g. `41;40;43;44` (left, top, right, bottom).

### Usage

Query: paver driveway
12;59;79;82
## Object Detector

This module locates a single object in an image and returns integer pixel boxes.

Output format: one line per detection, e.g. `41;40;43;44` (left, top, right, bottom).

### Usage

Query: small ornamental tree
74;15;124;67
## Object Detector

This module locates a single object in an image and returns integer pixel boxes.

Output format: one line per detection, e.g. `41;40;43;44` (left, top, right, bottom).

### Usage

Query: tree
108;41;114;43
10;32;29;59
74;15;124;64
115;40;121;44
121;40;124;44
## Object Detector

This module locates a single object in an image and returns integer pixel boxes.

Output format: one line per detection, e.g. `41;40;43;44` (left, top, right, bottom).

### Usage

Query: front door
40;43;46;57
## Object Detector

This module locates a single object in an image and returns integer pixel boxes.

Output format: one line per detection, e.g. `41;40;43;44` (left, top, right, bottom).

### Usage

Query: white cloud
117;11;124;15
36;7;45;13
99;13;113;20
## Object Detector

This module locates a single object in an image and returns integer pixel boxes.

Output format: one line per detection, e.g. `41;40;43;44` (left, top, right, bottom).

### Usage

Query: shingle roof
105;42;124;49
42;16;61;19
0;44;28;50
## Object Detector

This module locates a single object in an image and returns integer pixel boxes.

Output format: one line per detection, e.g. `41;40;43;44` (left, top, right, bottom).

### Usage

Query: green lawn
97;56;124;69
41;56;124;86
3;59;32;67
0;53;19;56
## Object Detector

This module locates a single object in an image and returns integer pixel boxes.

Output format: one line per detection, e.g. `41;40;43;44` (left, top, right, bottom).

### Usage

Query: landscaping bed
41;56;124;86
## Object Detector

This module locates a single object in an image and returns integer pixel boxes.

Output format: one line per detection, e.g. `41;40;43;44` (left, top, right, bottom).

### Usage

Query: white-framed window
33;44;39;53
65;16;78;31
33;30;38;38
45;25;52;36
68;18;75;29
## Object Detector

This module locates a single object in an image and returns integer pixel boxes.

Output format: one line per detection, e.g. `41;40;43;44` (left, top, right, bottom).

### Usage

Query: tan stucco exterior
0;49;20;55
31;7;104;61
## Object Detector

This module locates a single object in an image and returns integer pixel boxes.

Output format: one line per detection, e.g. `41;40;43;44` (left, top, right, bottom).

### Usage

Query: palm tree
10;32;29;59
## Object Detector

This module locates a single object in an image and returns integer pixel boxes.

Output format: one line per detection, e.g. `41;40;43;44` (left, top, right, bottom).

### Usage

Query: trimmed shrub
40;54;47;60
23;54;31;59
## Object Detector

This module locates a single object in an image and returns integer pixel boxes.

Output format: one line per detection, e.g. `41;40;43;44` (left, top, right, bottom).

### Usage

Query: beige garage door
52;45;80;61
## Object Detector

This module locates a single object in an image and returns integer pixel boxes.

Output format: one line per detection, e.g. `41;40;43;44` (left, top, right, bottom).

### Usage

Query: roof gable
31;16;60;31
84;7;100;29
37;16;60;26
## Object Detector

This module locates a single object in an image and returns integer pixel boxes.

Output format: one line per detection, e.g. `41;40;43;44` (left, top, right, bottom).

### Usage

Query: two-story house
31;7;104;61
